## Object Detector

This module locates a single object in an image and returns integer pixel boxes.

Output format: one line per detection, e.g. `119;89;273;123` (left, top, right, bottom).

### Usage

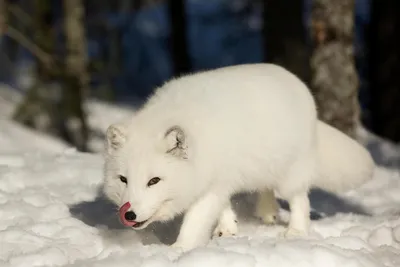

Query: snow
1;85;400;267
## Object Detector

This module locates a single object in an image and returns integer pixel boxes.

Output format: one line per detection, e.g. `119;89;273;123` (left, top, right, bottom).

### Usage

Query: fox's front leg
172;193;227;252
212;203;238;238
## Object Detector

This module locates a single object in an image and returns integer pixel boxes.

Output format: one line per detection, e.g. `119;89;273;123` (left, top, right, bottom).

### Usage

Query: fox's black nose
124;211;136;221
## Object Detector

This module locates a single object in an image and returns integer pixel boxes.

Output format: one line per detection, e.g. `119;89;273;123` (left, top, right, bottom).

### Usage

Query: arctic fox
102;63;374;251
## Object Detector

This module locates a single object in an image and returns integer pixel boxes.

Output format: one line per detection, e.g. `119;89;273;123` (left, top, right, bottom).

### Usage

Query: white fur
212;204;238;238
102;63;374;251
313;121;374;192
254;121;375;225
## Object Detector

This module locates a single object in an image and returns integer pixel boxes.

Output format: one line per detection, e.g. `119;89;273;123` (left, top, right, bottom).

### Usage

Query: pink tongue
119;202;137;227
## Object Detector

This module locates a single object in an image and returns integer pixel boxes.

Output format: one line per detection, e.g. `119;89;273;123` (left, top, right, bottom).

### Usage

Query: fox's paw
213;218;238;238
213;207;238;238
254;190;280;226
279;227;307;239
258;212;279;225
170;241;191;252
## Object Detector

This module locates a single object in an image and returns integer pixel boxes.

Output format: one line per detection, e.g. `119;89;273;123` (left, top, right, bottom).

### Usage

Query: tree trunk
367;0;400;143
309;0;360;139
64;0;89;94
263;0;310;84
167;0;190;76
63;0;90;151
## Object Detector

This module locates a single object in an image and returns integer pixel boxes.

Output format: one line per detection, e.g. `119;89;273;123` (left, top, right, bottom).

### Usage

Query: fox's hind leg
254;188;280;225
278;152;317;238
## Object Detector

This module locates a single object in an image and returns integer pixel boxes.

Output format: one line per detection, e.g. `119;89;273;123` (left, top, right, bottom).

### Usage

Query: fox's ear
106;123;127;151
164;126;188;159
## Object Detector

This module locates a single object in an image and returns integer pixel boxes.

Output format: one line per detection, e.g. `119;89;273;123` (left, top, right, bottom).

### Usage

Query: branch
7;4;33;27
5;25;52;67
0;0;5;36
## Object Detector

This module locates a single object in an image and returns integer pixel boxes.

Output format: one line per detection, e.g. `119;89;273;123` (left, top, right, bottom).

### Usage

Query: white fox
102;63;374;251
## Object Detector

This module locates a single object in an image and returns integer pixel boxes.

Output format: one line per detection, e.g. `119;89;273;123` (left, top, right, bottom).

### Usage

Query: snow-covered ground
1;85;400;267
0;84;135;152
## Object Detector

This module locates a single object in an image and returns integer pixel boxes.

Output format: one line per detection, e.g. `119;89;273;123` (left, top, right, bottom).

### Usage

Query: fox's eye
119;175;127;184
147;177;161;187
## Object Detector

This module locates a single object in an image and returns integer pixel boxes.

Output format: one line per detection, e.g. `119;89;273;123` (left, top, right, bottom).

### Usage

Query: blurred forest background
0;0;399;154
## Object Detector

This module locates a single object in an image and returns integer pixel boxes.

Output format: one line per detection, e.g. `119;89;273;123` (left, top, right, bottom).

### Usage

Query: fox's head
102;121;197;230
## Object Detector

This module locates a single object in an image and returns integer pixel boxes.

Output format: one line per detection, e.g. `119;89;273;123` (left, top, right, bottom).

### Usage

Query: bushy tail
313;121;375;193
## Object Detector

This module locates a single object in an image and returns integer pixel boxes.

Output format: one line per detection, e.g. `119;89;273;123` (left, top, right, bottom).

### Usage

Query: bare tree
263;0;310;84
62;0;90;151
64;0;89;94
12;0;57;131
168;0;190;76
368;0;400;143
11;0;90;151
309;0;360;139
